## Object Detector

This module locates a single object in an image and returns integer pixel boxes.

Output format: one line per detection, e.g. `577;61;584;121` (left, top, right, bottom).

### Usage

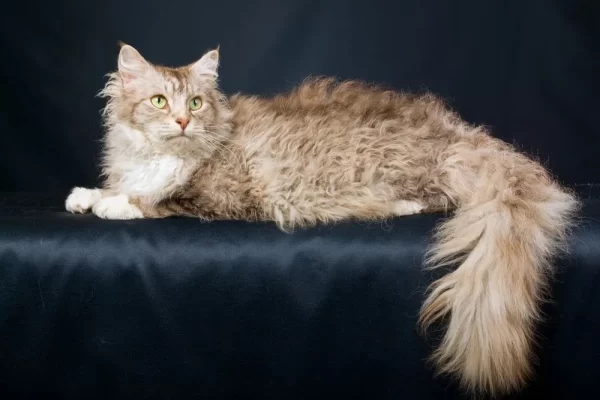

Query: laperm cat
66;43;578;397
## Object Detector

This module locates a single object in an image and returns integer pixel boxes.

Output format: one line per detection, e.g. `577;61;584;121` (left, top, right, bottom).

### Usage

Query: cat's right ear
117;44;150;86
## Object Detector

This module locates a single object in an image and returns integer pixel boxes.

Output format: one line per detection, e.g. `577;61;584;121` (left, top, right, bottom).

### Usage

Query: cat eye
189;96;203;111
150;95;168;109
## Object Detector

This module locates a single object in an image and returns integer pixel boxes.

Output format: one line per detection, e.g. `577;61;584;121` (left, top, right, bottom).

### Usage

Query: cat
65;43;579;397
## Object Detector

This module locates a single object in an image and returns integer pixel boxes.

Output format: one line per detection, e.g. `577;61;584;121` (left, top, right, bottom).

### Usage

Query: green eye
151;95;167;109
189;96;202;111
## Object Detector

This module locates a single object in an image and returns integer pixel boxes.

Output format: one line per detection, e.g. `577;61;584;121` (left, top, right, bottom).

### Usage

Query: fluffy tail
419;138;579;397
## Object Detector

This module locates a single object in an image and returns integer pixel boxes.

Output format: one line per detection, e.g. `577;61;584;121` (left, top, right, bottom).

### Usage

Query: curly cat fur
65;44;579;397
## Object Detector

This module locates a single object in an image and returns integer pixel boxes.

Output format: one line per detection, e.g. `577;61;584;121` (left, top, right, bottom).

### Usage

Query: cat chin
154;138;207;157
164;135;191;141
152;135;195;147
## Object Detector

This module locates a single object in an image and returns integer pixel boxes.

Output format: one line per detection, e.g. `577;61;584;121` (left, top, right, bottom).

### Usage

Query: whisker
194;129;245;168
199;138;239;170
202;135;245;170
200;130;243;145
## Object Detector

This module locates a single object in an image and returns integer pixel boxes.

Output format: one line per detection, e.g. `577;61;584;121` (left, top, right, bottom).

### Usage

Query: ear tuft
190;48;220;79
117;44;149;85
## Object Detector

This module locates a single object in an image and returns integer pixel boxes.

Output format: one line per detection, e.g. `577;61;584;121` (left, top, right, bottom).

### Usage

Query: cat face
100;44;232;155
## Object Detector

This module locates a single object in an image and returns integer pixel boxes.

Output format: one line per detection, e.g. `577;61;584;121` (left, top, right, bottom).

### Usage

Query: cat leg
92;194;144;220
91;195;201;220
129;198;205;219
391;200;425;216
65;187;106;214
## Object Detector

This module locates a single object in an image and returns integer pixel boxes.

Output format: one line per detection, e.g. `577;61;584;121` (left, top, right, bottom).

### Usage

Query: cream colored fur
65;44;580;397
65;187;103;213
93;194;144;220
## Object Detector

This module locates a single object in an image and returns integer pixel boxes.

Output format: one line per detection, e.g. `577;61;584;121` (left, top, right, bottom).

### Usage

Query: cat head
99;43;232;156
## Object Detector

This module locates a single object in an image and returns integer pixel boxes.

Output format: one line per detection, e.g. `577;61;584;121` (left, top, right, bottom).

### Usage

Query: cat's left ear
190;47;220;79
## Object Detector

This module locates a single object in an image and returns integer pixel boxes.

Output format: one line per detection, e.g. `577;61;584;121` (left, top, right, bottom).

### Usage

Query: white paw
65;187;103;214
92;194;143;220
392;200;425;216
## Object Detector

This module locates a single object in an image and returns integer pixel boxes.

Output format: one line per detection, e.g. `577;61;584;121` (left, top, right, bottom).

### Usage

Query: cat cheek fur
67;44;579;398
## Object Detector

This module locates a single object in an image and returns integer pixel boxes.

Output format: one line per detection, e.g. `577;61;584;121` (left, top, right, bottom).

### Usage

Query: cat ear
190;48;220;79
117;44;150;85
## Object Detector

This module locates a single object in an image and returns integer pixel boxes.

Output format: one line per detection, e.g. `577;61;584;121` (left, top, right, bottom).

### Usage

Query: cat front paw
392;200;425;216
65;187;103;214
92;194;143;220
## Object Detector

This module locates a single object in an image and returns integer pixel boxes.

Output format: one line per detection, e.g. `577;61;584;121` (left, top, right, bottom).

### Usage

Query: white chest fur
116;155;188;200
105;124;195;202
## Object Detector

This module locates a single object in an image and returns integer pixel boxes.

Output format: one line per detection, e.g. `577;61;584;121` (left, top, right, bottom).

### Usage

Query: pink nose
175;117;189;130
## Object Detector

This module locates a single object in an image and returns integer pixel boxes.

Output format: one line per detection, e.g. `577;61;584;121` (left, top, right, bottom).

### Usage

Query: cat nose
175;117;189;130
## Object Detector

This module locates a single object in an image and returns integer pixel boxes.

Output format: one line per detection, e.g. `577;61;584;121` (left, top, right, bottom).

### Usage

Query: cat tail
418;140;579;397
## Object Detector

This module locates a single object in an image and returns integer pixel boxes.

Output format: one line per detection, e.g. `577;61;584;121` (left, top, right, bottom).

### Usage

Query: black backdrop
0;0;598;192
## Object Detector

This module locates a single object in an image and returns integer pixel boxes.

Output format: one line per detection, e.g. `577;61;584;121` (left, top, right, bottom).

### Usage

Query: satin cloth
0;193;598;399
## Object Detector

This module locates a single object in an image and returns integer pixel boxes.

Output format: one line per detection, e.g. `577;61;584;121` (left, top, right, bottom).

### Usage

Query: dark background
0;2;599;399
0;0;598;191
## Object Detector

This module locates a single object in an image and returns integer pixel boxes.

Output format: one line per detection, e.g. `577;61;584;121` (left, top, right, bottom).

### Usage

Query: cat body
66;44;579;397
